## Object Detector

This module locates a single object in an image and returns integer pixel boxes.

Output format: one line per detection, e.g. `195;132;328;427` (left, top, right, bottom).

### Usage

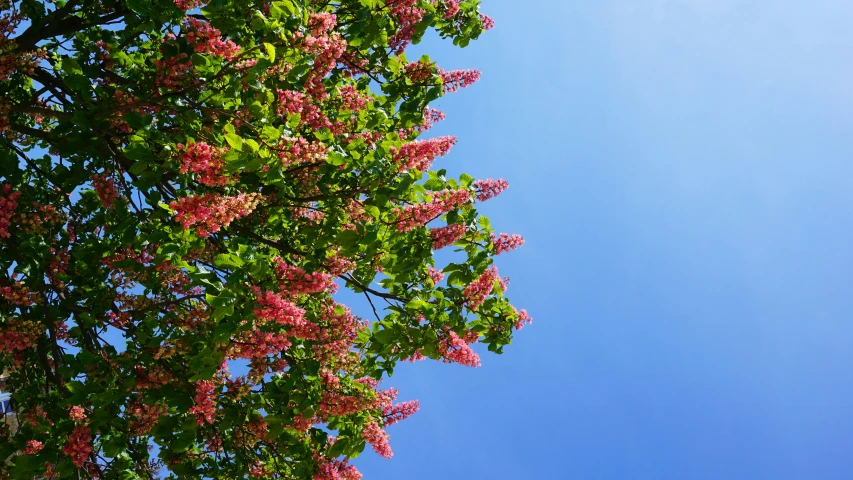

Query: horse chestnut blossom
0;184;20;237
394;189;471;232
0;2;529;478
92;172;120;209
362;421;393;459
473;178;509;201
391;136;456;172
430;223;467;250
24;440;44;455
491;232;525;254
463;266;504;310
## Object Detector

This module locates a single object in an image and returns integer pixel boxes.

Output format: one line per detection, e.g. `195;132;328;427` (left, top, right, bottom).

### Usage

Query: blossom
92;172;119;209
462;266;502;310
480;14;496;30
514;307;533;330
62;426;92;468
439;68;481;93
0;184;21;237
394;189;471;232
274;259;337;295
427;267;444;285
429;223;466;250
391;136;456;172
491;233;524;254
170;192;263;237
189;380;217;425
185;18;240;60
472;178;508;201
383;400;419;426
177;141;232;186
362;421;393;458
438;329;481;367
68;405;87;421
24;440;44;454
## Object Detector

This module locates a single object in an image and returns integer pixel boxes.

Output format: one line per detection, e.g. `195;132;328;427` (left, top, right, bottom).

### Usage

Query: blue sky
352;1;853;479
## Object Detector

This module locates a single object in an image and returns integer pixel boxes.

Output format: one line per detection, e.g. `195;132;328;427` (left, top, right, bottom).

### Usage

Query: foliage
0;0;529;478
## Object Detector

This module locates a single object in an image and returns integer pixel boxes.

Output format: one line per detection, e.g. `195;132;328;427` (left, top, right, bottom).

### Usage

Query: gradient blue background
351;1;853;479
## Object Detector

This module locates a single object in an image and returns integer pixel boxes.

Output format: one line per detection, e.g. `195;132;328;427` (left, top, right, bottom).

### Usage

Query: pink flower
170;192;263;237
185;18;240;60
391;136;456;172
429;223;466;250
68;405;87;421
472;178;508;202
62;426;92;467
24;440;44;454
427;267;444;285
462;266;503;310
438;329;481;367
394;189;471;232
0;184;20;238
189;380;217;425
491;233;524;254
362;421;393;458
480;14;496;30
383;400;420;426
177;141;232;186
439;68;481;93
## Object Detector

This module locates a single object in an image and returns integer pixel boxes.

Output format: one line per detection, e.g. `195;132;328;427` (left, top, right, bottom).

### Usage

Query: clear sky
351;1;853;479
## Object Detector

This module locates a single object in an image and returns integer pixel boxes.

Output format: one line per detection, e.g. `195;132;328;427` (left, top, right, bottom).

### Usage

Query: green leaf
213;253;244;269
336;230;360;246
127;0;155;16
264;42;276;62
224;132;243;151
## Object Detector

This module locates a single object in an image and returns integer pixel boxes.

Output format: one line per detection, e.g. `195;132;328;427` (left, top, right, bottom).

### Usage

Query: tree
0;0;531;478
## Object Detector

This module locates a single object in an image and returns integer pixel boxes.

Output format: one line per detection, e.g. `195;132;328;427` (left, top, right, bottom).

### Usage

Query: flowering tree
0;0;530;478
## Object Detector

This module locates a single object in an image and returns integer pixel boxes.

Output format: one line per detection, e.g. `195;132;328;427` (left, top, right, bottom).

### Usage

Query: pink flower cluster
402;60;434;83
338;85;371;112
0;184;20;238
473;178;508;202
514;307;533;330
92;172;119;209
439;68;482;93
394;189;471;232
277;89;331;130
462;266;502;310
429;223;466;250
277;136;328;167
391;135;456;172
418;108;446;133
173;0;205;10
185;18;240;60
249;461;272;478
388;0;424;53
170;192;263;237
177;141;231;186
254;289;317;339
68;405;87;421
274;259;337;295
62;426;92;468
314;454;363;480
491;233;524;255
230;329;291;361
442;0;460;18
302;13;347;99
0;319;43;353
383;400;420;426
24;440;44;455
362;421;393;458
153;54;195;90
481;14;496;30
189;380;217;425
438;329;481;367
427;267;444;285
